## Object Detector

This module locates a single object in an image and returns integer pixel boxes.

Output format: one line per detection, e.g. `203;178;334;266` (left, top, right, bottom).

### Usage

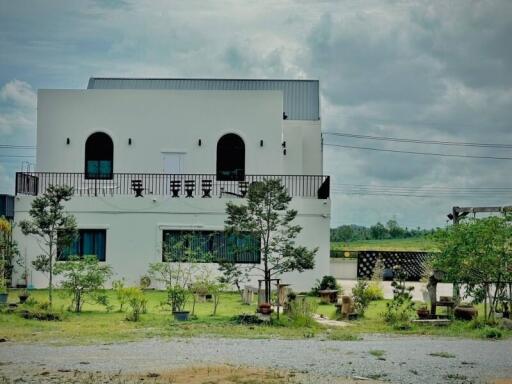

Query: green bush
352;280;372;317
482;327;502;339
366;281;384;301
124;287;147;322
311;275;340;296
19;302;63;321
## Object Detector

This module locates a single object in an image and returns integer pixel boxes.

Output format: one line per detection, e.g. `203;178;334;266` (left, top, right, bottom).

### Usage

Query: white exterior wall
37;89;322;176
13;87;330;292
13;196;330;292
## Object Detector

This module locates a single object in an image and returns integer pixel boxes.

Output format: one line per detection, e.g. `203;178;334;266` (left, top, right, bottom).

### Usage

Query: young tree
217;261;248;301
432;215;512;321
19;185;77;307
148;232;208;312
54;255;112;312
225;179;317;303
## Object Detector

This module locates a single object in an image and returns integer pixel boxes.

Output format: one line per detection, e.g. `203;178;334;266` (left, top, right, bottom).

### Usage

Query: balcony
16;172;330;199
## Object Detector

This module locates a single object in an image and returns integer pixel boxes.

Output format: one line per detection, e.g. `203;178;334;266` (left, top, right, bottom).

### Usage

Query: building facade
13;78;330;291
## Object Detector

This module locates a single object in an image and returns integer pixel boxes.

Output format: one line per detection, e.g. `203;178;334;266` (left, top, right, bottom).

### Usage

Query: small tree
54;255;112;312
225;179;317;303
148;232;207;312
19;185;78;307
217;261;248;301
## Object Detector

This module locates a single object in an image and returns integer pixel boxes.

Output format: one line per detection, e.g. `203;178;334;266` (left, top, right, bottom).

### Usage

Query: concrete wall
37;90;322;176
329;258;358;280
13;195;331;292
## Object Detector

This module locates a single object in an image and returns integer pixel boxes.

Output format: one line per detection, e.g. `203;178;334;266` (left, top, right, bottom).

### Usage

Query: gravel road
1;335;511;383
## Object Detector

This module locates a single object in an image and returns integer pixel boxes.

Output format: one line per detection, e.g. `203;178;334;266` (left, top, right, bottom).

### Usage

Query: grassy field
1;289;509;344
331;237;438;252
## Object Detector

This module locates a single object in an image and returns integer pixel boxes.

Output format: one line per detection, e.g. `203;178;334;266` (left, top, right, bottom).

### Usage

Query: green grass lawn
1;289;509;344
331;237;438;252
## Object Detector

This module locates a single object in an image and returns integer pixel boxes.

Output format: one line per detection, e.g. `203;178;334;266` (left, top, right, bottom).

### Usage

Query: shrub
352;280;372;317
139;275;151;289
112;279;129;311
54;255;112;313
124;287;147;322
231;313;264;325
366;281;384;301
382;266;415;325
482;327;502;339
287;298;318;327
19;302;63;321
311;275;340;296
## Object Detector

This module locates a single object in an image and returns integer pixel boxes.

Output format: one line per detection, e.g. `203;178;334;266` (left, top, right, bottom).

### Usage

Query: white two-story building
13;78;331;292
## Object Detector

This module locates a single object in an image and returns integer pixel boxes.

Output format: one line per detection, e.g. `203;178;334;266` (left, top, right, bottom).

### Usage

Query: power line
331;182;512;191
331;189;512;199
324;142;512;160
323;131;512;148
0;154;35;158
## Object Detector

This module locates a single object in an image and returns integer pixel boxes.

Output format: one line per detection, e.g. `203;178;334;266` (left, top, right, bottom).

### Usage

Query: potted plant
168;286;190;321
258;302;272;315
0;286;7;304
416;305;430;319
454;303;478;320
18;289;30;304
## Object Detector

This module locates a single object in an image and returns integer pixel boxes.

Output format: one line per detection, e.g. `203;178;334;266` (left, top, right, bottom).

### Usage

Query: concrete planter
0;293;8;304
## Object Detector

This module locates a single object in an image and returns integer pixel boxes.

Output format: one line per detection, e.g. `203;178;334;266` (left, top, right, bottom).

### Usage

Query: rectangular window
162;230;260;264
58;229;107;261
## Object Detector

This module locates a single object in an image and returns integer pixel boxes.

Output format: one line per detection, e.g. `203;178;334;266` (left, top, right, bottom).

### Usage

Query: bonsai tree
19;185;78;307
54;255;112;313
432;215;512;321
225;179;317;303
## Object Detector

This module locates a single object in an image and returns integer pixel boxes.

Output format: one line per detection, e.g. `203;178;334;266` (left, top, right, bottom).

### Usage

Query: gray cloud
0;0;511;227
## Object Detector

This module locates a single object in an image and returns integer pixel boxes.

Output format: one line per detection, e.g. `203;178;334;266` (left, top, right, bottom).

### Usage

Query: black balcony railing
16;172;330;199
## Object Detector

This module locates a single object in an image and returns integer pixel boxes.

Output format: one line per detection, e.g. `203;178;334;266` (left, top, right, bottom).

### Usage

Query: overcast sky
1;0;511;229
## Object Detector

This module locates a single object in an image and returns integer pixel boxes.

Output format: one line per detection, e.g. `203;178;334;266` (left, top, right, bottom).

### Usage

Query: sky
1;0;511;229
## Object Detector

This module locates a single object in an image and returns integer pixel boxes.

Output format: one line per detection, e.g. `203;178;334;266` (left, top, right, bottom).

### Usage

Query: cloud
0;79;36;109
0;80;36;135
0;1;511;228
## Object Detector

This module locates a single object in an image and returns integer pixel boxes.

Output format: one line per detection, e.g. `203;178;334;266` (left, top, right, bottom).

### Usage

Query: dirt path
1;335;511;383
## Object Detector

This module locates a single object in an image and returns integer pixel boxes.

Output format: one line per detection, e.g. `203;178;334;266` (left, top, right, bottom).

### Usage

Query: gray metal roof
87;78;319;120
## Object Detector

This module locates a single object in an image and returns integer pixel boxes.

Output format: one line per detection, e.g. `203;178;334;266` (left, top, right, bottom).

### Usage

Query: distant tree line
330;219;434;242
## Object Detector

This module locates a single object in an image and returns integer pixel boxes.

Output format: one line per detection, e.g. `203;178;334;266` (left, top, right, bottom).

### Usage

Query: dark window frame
162;230;260;264
58;229;107;262
216;133;245;181
84;132;114;180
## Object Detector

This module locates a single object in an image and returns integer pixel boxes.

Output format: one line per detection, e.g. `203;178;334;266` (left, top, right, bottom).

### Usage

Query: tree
19;185;78;307
217;261;249;301
225;179;317;303
148;232;208;312
432;216;512;321
54;255;112;312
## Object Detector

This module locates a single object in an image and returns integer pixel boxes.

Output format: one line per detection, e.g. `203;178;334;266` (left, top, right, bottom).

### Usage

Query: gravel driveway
1;335;511;383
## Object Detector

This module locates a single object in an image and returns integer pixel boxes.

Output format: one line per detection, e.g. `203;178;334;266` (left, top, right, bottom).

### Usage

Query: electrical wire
323;131;512;148
323;143;512;160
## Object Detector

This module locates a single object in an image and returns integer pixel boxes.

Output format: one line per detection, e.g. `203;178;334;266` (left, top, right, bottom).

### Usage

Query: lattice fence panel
357;251;432;281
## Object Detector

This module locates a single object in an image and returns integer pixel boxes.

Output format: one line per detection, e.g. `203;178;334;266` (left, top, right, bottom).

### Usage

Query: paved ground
1;335;511;383
338;280;459;301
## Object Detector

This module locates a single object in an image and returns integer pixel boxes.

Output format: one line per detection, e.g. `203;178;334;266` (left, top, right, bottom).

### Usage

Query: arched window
85;132;113;179
216;133;245;181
